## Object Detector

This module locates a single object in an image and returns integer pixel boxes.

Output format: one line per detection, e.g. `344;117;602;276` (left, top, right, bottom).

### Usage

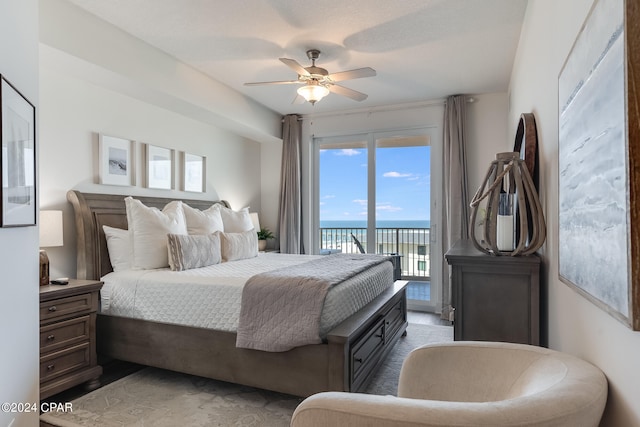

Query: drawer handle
48;306;57;312
354;358;363;364
375;333;384;339
47;364;55;371
46;335;55;341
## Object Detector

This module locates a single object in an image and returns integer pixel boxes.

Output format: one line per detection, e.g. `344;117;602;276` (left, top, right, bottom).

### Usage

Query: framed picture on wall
558;0;640;330
182;152;206;192
145;144;175;190
1;75;36;227
98;134;135;186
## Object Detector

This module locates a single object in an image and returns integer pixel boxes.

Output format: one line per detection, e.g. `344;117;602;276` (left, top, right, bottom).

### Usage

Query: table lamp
39;210;63;286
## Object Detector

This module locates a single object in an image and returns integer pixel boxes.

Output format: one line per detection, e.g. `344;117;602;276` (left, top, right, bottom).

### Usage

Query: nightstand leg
85;377;101;391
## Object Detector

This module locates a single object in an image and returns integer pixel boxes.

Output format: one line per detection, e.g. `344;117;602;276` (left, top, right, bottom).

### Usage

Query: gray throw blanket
236;254;390;352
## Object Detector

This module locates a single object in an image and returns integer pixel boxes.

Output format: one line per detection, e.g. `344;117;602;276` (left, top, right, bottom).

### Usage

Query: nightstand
39;279;103;399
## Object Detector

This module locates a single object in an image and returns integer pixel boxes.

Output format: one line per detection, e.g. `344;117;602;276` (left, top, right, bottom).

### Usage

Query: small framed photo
183;152;206;192
1;76;36;227
98;134;135;186
145;144;174;190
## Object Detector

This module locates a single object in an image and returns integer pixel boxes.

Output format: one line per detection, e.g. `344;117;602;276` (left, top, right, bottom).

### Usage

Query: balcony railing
319;227;430;280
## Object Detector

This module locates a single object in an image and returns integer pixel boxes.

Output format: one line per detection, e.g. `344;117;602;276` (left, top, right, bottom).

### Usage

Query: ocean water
320;220;430;229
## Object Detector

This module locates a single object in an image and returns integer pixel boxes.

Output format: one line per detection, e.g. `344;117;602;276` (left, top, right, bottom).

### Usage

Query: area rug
41;323;452;427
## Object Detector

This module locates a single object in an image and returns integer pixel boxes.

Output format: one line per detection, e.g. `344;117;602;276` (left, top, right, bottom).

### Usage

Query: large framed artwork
145;144;175;190
1;76;36;227
98;134;135;186
558;0;640;330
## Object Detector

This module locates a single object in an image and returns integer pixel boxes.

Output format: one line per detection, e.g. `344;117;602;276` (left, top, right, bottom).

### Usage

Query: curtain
278;114;304;254
441;95;470;319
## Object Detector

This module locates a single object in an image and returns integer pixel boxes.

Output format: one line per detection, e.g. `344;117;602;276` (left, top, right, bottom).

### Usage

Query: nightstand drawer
40;293;94;323
40;315;91;354
40;342;90;383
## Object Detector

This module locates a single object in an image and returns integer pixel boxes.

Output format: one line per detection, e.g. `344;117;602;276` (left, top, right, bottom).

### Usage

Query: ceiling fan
244;49;376;105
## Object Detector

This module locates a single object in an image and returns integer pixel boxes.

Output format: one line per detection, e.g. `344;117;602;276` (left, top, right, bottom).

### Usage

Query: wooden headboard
66;190;230;281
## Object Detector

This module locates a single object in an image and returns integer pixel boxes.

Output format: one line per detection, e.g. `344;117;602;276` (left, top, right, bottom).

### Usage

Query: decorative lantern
469;152;546;256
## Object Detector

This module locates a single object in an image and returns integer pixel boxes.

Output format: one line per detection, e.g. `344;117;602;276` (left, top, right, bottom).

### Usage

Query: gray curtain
278;115;304;254
441;95;469;318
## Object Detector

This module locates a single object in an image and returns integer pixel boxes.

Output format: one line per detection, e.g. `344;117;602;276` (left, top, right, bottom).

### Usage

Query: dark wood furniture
39;279;103;399
445;239;541;345
67;190;408;397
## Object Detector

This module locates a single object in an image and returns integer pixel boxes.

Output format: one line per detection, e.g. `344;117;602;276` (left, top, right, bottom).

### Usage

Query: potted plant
257;227;274;251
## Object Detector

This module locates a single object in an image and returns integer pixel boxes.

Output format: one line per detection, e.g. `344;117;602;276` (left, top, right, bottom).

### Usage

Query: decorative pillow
183;203;224;235
125;197;187;269
167;233;221;271
219;206;254;233
102;225;131;272
220;229;258;262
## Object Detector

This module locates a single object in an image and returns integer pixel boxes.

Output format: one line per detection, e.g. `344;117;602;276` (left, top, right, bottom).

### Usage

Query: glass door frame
311;126;442;313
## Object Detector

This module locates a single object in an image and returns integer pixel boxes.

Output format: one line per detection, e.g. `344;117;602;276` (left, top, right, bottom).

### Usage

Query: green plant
257;227;274;240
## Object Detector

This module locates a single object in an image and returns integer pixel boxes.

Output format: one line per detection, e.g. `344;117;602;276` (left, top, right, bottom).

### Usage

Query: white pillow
219;206;254;233
102;225;131;272
125;197;188;269
183;203;224;235
220;230;258;262
167;233;221;271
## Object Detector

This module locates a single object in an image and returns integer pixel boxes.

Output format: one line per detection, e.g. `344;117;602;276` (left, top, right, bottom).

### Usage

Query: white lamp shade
40;210;64;248
250;212;261;232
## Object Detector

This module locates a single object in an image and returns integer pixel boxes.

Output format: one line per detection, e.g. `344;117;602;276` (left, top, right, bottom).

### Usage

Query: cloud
352;199;367;206
323;195;336;199
383;171;413;178
377;204;403;212
335;149;361;156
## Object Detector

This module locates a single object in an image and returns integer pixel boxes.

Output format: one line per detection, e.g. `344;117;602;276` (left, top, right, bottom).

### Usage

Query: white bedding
100;252;394;338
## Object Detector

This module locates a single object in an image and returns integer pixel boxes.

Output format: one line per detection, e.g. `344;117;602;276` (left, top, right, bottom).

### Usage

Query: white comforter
100;253;393;338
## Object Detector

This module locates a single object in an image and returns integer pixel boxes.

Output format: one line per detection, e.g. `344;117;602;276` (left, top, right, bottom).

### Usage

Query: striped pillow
167;233;221;271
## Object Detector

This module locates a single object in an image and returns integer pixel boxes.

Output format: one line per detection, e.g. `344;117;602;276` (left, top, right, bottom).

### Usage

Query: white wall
0;1;40;426
509;0;640;424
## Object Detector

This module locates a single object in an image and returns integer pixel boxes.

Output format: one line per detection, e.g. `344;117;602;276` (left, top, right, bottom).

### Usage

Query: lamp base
39;249;50;286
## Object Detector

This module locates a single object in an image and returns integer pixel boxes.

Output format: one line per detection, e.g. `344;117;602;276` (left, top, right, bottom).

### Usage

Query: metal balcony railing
319;227;431;280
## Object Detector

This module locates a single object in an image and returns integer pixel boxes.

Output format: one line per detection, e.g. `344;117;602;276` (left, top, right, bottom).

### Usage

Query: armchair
291;341;607;427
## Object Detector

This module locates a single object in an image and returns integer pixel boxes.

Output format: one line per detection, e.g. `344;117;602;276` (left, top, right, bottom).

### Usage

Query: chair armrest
290;392;480;427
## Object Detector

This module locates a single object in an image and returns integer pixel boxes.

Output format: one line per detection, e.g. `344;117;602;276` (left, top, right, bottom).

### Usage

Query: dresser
445;239;541;345
39;280;103;399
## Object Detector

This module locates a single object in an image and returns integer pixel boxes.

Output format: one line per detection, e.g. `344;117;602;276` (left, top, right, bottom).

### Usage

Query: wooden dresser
39;279;103;399
445;239;541;345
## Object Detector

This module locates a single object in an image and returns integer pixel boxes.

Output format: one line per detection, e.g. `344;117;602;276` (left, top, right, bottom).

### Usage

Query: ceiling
66;0;528;116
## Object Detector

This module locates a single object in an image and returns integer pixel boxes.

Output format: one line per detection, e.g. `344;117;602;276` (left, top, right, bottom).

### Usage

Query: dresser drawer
350;316;385;388
40;293;94;323
40;315;91;354
40;342;90;383
384;297;406;343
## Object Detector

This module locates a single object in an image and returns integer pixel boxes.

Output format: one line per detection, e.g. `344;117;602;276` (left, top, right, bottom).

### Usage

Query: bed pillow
183;203;224;235
102;225;131;272
125;197;188;269
219;206;254;233
167;233;221;271
220;229;258;262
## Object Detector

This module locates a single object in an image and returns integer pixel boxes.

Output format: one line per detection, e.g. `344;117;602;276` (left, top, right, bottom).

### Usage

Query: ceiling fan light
297;83;329;105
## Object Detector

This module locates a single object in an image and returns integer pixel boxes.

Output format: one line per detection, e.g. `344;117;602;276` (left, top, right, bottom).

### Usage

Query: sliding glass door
314;128;439;312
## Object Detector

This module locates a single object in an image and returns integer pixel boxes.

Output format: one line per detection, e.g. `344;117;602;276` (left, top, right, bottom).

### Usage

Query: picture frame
558;0;639;330
182;152;206;193
1;75;36;227
145;144;174;190
98;134;135;186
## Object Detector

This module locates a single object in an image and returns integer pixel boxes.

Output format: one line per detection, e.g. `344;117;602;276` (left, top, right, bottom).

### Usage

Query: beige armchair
291;341;607;427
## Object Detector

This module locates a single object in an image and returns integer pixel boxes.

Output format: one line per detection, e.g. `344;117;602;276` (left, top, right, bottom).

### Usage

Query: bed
67;190;408;397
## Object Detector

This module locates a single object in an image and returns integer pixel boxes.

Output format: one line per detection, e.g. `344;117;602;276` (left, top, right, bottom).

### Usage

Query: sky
319;145;430;222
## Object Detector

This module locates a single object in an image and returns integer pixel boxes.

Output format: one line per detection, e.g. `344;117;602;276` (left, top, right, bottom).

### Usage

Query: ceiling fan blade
279;58;311;77
329;84;368;101
244;80;301;86
328;67;376;82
